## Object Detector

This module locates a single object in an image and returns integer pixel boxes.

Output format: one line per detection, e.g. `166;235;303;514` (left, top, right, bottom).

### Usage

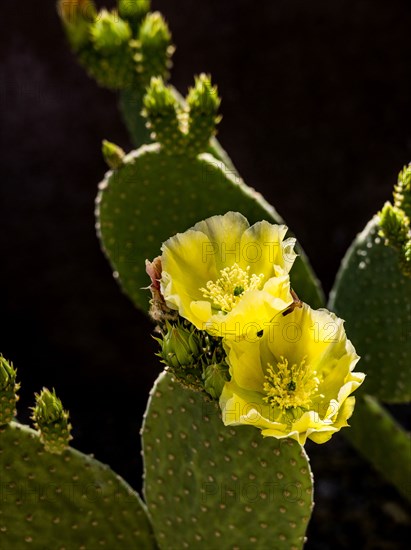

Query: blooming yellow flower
220;303;365;444
160;212;297;339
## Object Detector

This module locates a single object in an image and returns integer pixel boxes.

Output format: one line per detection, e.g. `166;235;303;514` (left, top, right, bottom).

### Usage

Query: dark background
1;1;410;548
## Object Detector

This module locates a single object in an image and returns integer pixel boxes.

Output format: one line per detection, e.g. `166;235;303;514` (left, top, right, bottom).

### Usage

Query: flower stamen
263;356;319;412
200;263;264;312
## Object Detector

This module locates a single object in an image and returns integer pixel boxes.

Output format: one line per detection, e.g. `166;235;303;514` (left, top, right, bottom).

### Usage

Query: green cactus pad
329;217;411;402
344;395;411;502
0;422;156;549
96;144;323;314
142;371;314;550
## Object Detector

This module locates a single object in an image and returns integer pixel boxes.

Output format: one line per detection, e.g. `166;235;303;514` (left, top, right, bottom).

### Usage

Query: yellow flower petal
220;303;365;445
159;212;296;334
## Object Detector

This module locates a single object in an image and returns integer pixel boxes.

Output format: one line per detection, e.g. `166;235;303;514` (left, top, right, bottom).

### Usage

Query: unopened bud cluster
58;0;173;90
142;74;221;155
155;320;229;398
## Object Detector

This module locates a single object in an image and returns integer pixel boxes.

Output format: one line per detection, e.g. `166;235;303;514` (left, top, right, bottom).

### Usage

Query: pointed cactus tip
32;387;72;454
91;9;132;53
394;163;411;218
0;355;20;426
378;165;411;277
142;78;184;150
187;73;221;113
143;77;176;113
102;140;125;169
378;200;411;277
139;11;172;46
379;202;410;245
186;74;222;153
137;12;174;84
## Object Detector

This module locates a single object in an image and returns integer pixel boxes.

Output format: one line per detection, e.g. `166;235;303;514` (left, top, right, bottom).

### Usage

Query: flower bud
159;322;202;370
102;140;125;169
91;10;132;53
202;360;230;400
394;164;411;219
32;388;72;454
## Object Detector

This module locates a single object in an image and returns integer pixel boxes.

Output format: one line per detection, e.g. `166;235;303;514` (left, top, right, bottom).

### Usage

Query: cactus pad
329;217;411;402
97;145;322;312
142;371;314;550
0;422;155;549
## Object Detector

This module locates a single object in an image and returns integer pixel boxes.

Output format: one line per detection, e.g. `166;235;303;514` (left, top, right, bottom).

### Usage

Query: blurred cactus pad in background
0;1;410;549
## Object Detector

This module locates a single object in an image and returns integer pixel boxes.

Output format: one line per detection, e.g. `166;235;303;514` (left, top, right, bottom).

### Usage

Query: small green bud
379;202;410;246
159;321;202;370
118;0;151;30
0;355;20;426
137;12;174;86
143;76;177;116
91;10;132;53
202;360;230;400
186;74;221;115
156;322;208;394
143;77;184;150
32;388;72;454
394;164;411;219
102;139;125;169
379;202;411;278
186;74;221;154
139;11;171;52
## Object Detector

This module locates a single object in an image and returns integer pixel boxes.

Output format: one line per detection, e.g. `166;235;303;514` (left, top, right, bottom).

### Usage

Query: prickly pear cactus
329;167;411;501
0;423;156;549
329;216;410;401
96;76;324;313
58;0;174;146
0;374;155;549
142;372;314;550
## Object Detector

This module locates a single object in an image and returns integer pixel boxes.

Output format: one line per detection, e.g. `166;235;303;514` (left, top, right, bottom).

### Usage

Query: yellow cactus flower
160;212;297;339
220;303;365;444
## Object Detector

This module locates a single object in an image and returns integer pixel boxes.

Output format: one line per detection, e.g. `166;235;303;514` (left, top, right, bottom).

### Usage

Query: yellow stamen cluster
200;263;264;312
263;356;320;412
